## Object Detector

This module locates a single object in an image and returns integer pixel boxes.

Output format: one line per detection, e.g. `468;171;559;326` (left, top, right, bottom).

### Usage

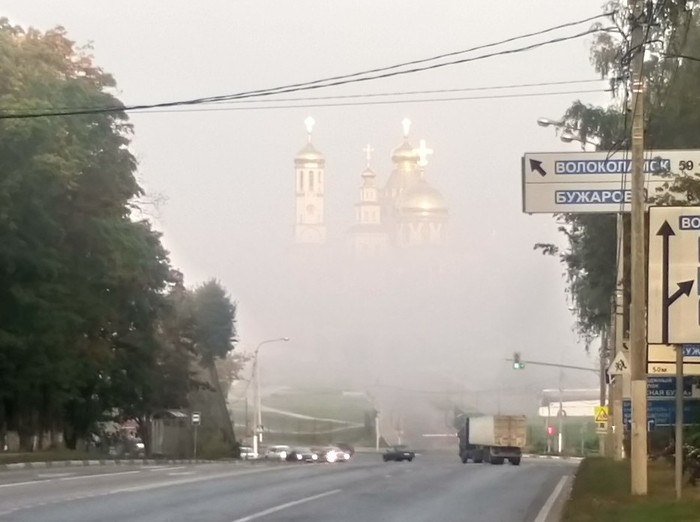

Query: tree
536;3;700;344
0;19;174;449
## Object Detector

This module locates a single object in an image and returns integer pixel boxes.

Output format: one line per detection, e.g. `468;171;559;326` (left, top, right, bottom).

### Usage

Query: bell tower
295;117;326;244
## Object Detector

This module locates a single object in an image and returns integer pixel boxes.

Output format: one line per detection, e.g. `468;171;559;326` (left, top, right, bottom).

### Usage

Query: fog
5;0;611;440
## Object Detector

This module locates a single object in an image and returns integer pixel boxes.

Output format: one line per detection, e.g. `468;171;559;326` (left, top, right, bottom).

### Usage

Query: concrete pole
629;0;648;495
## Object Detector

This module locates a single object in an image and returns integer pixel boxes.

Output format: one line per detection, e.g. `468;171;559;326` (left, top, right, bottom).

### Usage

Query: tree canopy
0;19;237;451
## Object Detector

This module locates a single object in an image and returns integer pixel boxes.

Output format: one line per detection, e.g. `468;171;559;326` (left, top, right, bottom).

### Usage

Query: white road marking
149;466;186;472
58;470;141;481
168;471;195;476
534;475;569;522
36;473;75;479
230;489;342;522
0;479;51;489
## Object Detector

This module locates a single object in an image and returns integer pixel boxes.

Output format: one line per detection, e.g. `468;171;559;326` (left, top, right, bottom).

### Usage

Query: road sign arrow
668;280;694;306
529;159;547;177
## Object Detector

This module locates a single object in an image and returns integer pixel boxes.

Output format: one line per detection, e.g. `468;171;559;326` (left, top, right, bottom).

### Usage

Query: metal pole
547;404;552;454
256;353;263;446
558;369;564;454
252;358;259;458
629;0;648;495
613;213;625;460
675;345;684;500
193;425;198;462
375;411;380;452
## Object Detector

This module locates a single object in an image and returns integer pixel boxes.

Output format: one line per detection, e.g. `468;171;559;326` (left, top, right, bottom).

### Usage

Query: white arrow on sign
607;351;630;376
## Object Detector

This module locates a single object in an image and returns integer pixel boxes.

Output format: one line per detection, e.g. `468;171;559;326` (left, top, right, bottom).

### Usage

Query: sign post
191;411;201;462
675;345;683;500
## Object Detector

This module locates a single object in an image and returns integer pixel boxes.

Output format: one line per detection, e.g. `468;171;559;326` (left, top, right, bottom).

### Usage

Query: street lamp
253;337;290;458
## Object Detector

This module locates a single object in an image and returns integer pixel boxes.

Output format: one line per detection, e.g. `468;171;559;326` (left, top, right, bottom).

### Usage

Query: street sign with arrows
648;206;700;344
521;150;700;214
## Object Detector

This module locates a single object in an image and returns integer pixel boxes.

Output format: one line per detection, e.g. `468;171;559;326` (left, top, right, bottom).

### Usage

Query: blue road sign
623;399;700;429
684;344;700;357
647;376;695;399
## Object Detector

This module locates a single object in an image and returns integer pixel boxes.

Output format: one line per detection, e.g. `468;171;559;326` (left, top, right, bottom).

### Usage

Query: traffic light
513;352;525;369
547;425;556;436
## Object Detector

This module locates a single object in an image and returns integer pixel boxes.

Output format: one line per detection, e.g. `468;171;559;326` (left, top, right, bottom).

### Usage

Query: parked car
265;445;292;461
313;446;351;463
383;445;415;462
285;447;319;463
239;445;257;459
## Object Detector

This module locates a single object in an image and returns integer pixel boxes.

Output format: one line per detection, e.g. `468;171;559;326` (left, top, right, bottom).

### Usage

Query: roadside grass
0;449;92;464
562;457;700;522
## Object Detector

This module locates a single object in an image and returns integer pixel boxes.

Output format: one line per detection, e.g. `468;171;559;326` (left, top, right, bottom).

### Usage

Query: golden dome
295;142;324;165
397;180;448;215
391;140;418;164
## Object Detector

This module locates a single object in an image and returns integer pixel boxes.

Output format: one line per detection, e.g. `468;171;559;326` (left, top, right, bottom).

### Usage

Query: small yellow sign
594;405;609;425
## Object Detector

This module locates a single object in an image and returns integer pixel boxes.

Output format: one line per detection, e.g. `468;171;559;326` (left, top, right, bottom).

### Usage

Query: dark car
286;447;319;463
334;442;355;457
383;445;415;462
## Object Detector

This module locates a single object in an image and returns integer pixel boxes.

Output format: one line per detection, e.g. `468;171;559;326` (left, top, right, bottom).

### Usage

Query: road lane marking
108;466;297;495
58;470;141;481
534;475;569;522
36;473;75;478
230;489;342;522
0;479;51;489
149;466;186;472
168;471;195;476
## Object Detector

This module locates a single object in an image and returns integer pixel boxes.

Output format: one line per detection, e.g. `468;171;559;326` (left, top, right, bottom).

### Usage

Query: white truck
457;415;527;466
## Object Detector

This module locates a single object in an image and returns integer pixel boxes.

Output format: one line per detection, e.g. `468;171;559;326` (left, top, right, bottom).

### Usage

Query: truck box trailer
458;415;526;465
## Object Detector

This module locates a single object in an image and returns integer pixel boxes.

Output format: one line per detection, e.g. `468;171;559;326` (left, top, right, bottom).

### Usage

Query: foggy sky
4;1;612;428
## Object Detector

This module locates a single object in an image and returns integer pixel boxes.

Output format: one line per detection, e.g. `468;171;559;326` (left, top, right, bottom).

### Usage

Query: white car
265;445;292;461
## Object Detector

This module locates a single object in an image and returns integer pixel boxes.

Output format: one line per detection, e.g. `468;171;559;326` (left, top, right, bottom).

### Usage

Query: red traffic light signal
546;425;556;436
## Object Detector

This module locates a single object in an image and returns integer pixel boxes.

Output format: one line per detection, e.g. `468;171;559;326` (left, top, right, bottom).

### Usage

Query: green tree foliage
192;280;237;363
537;2;700;342
0;20;240;451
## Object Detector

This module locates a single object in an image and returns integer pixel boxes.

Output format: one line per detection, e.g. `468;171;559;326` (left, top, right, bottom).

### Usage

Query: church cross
363;144;374;166
414;139;433;167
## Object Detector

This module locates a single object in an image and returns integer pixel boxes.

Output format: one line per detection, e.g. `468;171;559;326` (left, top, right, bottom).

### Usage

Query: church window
309;171;315;191
299;171;304;192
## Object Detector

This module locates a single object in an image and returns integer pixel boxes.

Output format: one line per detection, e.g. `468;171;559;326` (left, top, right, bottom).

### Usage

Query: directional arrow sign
648;206;700;344
529;159;547;177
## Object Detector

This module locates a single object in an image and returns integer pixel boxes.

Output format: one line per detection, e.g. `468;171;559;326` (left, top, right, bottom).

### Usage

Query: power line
202;78;608;105
127;88;610;115
0;16;615;120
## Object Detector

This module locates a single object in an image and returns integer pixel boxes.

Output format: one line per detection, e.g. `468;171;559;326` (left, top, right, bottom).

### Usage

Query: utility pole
629;0;648;495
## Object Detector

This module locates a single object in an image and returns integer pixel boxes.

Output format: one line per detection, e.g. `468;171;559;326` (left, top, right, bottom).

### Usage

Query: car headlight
343;453;350;460
312;454;318;460
280;451;287;459
296;454;302;460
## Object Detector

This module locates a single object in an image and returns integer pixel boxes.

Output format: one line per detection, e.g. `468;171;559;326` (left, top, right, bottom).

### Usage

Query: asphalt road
0;454;577;522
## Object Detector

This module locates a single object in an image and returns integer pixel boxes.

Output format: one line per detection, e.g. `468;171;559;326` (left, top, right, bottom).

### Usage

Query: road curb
0;458;215;470
524;454;583;462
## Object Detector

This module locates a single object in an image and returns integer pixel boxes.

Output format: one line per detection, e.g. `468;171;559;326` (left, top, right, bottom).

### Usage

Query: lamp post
252;337;290;458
